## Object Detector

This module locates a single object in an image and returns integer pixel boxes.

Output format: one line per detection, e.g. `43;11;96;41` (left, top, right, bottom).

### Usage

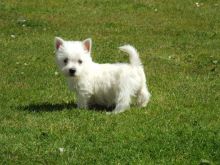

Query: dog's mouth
69;73;75;77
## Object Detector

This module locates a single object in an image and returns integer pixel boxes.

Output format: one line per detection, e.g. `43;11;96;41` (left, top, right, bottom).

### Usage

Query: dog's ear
82;38;92;53
55;37;64;50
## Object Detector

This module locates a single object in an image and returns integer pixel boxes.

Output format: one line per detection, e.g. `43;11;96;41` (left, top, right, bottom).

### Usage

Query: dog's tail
119;45;142;66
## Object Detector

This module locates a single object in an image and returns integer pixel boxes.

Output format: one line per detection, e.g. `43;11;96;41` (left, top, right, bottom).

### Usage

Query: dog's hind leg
137;85;151;107
110;92;131;114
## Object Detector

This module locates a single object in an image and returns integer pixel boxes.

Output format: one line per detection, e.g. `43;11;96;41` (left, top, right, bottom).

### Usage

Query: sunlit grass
0;0;219;164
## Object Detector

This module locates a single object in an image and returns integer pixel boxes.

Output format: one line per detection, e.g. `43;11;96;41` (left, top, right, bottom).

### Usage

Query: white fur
55;37;151;114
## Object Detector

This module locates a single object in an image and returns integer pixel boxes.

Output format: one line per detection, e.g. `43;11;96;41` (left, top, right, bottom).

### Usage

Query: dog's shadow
20;102;113;113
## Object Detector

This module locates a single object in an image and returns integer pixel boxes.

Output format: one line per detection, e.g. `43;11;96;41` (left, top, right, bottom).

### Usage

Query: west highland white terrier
55;37;151;114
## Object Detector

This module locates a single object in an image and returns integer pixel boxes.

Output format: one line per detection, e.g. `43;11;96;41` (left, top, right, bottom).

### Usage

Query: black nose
69;68;76;76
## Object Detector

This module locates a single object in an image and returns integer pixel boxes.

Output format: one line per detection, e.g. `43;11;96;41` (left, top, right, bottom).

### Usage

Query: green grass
0;0;220;164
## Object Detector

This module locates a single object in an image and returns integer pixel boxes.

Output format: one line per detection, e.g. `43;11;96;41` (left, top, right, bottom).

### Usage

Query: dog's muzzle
69;68;76;76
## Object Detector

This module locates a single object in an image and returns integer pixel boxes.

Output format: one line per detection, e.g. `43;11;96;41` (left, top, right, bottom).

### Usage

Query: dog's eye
63;58;68;64
78;59;82;64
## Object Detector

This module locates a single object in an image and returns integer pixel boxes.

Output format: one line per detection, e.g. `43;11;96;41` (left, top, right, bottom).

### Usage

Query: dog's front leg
76;93;90;109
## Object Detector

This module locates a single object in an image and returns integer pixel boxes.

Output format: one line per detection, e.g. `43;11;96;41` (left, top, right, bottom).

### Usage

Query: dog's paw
106;111;119;115
106;110;124;115
106;112;112;115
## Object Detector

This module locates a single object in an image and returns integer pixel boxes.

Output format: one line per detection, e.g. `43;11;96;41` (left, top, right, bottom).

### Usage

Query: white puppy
55;37;151;114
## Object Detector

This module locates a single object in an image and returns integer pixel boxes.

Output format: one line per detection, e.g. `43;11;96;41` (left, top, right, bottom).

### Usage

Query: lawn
0;0;219;164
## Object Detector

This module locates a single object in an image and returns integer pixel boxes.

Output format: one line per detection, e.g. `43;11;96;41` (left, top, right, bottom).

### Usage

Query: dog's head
55;37;93;78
